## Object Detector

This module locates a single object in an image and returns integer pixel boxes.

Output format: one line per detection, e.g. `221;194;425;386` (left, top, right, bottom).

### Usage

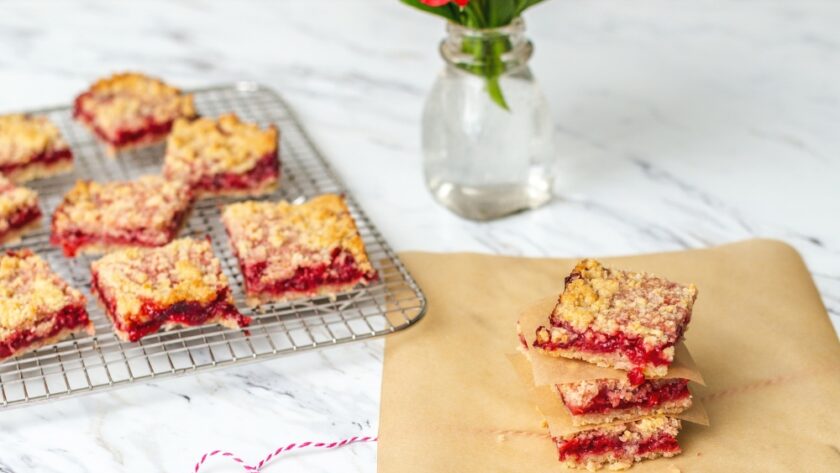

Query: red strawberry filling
91;273;250;342
637;433;681;455
558;434;623;461
534;319;682;383
564;379;690;415
49;208;188;257
0;148;72;176
241;248;377;297
1;204;42;239
73;94;177;148
192;152;279;193
0;304;90;359
557;433;680;462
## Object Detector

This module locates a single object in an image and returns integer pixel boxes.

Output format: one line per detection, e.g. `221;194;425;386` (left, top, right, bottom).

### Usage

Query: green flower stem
465;2;487;29
460;32;513;111
486;76;509;110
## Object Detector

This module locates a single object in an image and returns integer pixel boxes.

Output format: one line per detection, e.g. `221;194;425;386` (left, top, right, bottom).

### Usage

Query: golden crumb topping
558;378;624;409
549;260;697;349
221;194;373;282
163;114;278;180
0;250;85;336
90;238;232;322
558;415;680;442
52;175;191;240
74;72;196;139
632;416;678;437
0;114;69;166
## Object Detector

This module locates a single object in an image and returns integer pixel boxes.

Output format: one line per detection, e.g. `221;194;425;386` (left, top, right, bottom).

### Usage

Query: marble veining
0;0;838;471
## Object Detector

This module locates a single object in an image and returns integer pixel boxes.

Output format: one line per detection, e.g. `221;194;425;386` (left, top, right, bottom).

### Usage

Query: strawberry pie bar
50;175;192;257
221;194;377;306
90;238;249;342
0;114;73;182
556;377;692;426
163;114;280;197
554;416;681;470
533;259;697;382
0;176;41;245
73;72;196;155
0;250;93;362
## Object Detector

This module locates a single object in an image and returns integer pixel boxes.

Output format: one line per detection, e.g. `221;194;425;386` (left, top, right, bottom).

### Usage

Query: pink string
193;435;377;472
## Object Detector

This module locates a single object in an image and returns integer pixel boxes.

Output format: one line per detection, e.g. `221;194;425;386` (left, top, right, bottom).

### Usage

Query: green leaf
485;0;517;28
516;0;548;15
486;76;510;111
399;0;460;22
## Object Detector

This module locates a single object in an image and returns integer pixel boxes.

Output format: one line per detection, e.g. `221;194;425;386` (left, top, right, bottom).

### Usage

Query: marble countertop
1;1;838;471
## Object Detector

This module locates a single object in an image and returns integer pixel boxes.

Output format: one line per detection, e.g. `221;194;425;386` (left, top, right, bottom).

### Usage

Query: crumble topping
74;72;196;140
90;238;231;322
548;259;697;349
164;113;278;179
52;175;192;237
0;114;69;167
0;250;86;336
629;416;678;438
558;416;680;443
221;194;373;282
0;175;39;232
558;378;623;409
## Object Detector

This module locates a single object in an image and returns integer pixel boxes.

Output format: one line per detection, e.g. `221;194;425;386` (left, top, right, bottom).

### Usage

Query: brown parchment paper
378;240;840;472
518;297;706;386
506;353;710;437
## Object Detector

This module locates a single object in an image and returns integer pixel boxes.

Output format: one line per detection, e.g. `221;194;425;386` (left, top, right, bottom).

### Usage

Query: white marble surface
1;0;839;471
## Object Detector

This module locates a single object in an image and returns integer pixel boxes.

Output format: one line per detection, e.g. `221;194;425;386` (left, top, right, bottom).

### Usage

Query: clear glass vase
422;18;556;221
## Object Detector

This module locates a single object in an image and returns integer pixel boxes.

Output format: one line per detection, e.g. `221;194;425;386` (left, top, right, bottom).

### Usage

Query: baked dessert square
163;114;280;197
556;377;692;426
221;194;378;306
73;72;196;155
90;238;249;342
50;175;192;257
533;259;697;381
0;175;42;245
554;416;681;470
0;250;93;362
0;114;73;182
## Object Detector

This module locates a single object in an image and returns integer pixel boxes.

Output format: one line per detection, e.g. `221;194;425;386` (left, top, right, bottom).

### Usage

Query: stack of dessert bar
516;259;705;471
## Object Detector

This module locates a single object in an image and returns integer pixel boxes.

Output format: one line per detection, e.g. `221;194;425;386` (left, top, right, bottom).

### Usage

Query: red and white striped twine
193;435;377;472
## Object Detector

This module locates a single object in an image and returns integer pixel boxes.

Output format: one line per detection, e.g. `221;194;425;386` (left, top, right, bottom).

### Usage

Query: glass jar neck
440;17;533;74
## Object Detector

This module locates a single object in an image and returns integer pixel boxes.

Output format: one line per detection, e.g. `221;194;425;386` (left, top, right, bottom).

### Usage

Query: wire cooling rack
0;83;426;410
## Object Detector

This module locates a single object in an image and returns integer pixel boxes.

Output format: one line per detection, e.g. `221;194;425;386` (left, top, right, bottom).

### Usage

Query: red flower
420;0;469;7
